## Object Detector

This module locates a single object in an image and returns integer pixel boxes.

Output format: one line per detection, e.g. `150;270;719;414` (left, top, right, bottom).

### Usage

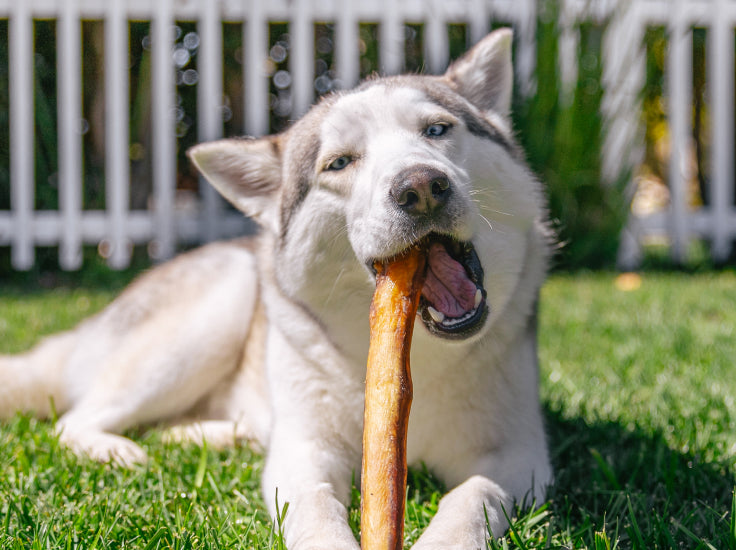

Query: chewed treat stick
360;245;427;550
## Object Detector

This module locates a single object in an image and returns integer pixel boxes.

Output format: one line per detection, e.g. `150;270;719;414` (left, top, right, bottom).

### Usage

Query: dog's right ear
188;137;281;232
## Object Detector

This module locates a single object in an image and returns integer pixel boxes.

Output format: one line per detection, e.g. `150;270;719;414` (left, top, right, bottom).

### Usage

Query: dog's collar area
369;234;488;340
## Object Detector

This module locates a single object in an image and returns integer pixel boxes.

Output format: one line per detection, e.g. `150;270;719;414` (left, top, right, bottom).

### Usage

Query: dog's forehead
319;84;445;144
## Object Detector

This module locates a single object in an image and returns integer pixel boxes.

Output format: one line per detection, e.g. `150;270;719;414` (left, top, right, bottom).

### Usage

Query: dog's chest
402;343;499;482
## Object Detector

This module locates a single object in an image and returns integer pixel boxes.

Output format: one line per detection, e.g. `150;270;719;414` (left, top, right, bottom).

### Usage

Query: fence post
197;0;224;242
9;0;34;270
290;0;314;119
514;0;537;97
468;0;489;46
379;0;403;75
709;0;735;262
336;0;360;89
425;0;449;74
600;1;646;269
105;0;132;269
152;0;177;261
244;0;269;136
667;0;693;264
58;0;83;270
557;0;579;106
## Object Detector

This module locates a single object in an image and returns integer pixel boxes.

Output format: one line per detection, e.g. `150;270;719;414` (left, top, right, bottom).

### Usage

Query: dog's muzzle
370;234;488;340
370;166;488;339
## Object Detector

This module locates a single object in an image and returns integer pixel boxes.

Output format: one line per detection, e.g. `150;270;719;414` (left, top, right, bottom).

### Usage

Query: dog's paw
58;429;148;467
411;475;510;549
162;420;252;449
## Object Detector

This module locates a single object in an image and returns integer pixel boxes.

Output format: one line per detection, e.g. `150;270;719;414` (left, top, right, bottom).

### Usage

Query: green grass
537;272;736;549
1;271;736;548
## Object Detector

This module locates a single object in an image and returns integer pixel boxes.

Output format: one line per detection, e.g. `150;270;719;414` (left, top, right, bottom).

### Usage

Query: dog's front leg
413;439;551;549
263;427;361;550
261;327;362;550
411;474;513;549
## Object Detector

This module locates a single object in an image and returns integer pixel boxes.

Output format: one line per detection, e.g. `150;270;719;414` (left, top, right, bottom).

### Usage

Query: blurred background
0;0;732;277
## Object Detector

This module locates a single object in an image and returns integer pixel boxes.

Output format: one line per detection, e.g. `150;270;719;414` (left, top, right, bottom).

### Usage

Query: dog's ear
188;137;281;231
444;28;513;118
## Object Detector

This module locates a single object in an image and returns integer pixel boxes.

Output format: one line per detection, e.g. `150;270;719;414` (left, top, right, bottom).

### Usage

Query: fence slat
601;2;646;184
425;2;449;74
244;0;269;136
557;0;579;106
58;0;83;270
336;1;359;89
197;0;224;242
290;0;314;119
379;0;403;75
709;0;734;262
666;1;693;263
468;0;489;45
601;2;647;269
105;0;131;268
151;0;176;261
513;0;537;97
9;0;34;270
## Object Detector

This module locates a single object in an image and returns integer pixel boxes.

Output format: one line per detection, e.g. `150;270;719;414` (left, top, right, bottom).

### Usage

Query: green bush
513;14;629;269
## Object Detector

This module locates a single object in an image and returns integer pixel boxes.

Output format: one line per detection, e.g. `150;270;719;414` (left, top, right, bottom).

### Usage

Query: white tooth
474;288;483;308
428;306;445;324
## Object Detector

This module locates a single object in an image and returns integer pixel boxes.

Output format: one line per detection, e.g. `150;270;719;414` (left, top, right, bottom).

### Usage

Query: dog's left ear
188;137;282;233
444;28;513;118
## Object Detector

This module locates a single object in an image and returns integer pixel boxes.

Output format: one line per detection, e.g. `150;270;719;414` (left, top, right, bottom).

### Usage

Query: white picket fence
615;0;736;267
0;0;733;270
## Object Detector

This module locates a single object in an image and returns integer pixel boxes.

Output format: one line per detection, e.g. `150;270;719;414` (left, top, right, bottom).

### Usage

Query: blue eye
327;155;352;171
425;123;450;137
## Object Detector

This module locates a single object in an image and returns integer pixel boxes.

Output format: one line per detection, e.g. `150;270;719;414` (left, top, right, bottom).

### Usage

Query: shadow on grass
545;405;736;547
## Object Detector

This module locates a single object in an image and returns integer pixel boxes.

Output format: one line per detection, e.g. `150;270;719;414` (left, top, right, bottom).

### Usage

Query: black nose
390;166;451;215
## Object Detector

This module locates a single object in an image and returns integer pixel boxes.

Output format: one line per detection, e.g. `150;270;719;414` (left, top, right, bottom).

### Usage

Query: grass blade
730;488;736;550
499;503;529;550
194;442;208;489
142;527;167;550
671;518;717;550
594;530;611;550
626;496;645;549
590;448;621;491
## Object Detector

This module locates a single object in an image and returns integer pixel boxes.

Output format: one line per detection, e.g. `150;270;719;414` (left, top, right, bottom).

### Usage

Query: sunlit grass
1;271;735;548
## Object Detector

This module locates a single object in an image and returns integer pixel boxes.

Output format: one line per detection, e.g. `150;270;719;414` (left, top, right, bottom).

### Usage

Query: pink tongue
421;243;478;318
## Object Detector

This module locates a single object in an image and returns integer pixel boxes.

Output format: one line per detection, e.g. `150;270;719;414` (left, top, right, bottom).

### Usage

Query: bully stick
360;245;427;550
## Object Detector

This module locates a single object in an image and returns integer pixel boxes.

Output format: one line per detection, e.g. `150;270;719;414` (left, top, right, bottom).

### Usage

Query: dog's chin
368;233;489;341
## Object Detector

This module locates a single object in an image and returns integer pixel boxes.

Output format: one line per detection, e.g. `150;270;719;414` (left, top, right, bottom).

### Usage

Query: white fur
1;29;552;549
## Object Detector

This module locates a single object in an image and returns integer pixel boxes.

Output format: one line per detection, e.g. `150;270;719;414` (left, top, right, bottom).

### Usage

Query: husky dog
0;29;552;548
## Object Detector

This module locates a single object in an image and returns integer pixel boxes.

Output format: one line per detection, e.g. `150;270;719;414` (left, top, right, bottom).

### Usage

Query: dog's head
189;29;548;343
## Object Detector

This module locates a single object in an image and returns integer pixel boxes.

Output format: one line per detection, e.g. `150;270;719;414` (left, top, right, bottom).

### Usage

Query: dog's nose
390;166;451;215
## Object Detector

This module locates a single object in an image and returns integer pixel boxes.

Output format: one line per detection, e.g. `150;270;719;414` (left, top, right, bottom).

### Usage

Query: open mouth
373;234;488;340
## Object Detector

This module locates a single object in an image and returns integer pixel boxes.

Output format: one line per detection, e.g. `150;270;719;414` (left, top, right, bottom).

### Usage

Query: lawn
1;271;735;549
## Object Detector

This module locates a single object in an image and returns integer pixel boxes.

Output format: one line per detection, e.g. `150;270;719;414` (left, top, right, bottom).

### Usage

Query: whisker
325;267;347;305
325;224;350;250
468;188;499;198
478;205;514;217
478;213;494;232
